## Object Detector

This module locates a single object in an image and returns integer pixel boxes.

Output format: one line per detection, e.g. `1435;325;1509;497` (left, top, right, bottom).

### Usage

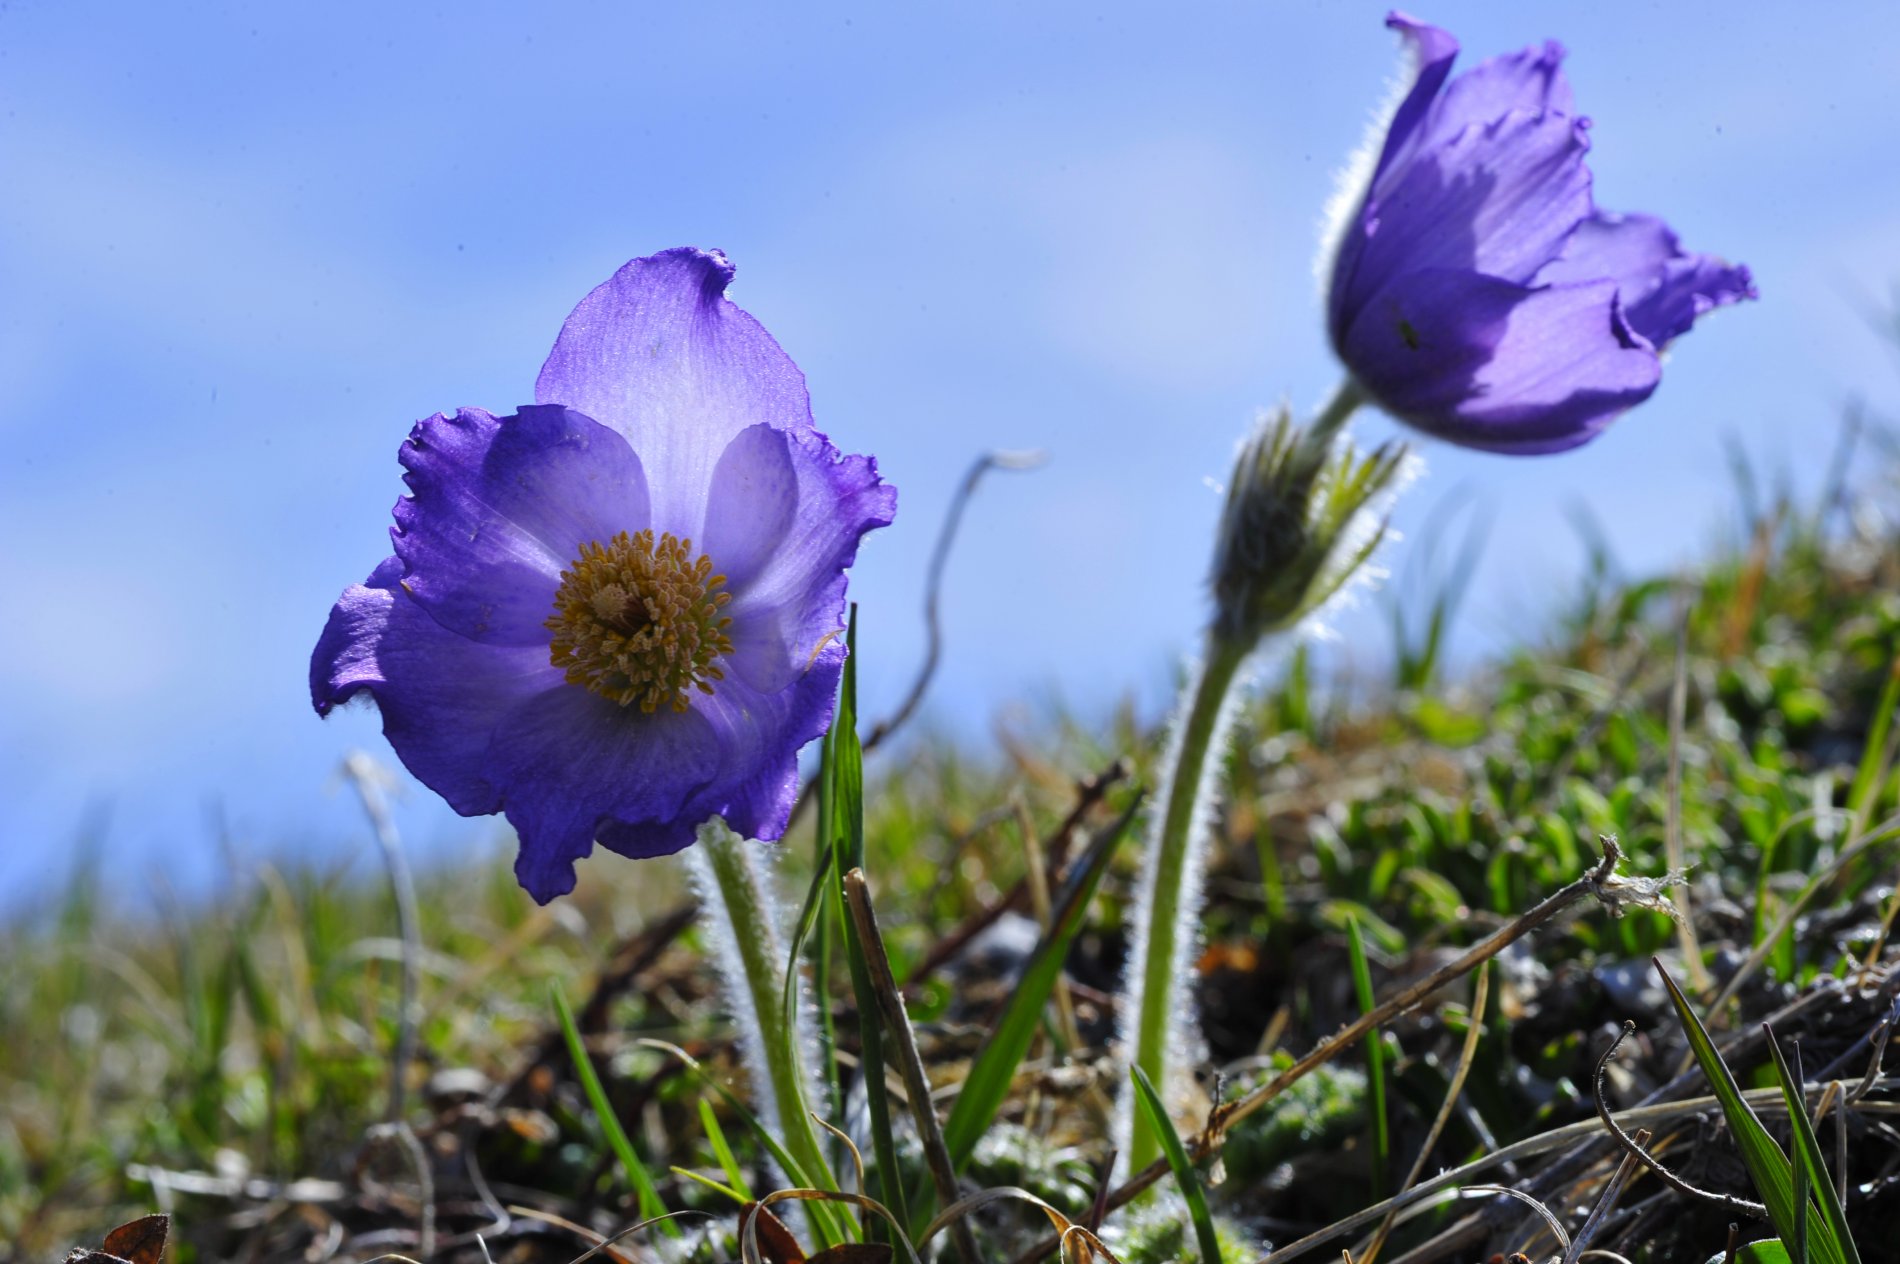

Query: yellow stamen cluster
545;529;734;713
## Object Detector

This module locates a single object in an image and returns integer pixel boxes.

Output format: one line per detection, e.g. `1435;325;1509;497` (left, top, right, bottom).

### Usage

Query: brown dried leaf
806;1247;894;1264
102;1215;168;1264
742;1201;806;1264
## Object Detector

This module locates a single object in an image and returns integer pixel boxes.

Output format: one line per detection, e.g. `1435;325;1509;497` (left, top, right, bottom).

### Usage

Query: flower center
545;529;735;713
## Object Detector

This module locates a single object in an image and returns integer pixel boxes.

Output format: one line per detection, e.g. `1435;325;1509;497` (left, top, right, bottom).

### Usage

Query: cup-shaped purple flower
311;249;895;902
1325;12;1756;454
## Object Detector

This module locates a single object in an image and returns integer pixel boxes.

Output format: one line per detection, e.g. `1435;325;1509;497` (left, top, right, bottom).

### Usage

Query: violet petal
1341;268;1660;454
720;426;896;696
1348;109;1594;317
392;406;651;645
316;248;894;903
1331;13;1461;334
1418;38;1572;155
486;685;722;901
701;422;800;594
1328;15;1753;453
598;634;844;862
1539;211;1757;348
534;248;815;541
311;557;560;815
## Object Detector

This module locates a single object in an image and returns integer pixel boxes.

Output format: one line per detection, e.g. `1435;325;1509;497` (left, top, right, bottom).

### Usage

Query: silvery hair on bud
1210;407;1332;644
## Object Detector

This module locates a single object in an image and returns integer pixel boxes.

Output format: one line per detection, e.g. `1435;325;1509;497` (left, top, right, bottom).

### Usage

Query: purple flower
1326;13;1755;454
311;249;895;902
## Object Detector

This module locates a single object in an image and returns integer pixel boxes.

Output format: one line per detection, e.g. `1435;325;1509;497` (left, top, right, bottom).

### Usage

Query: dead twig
1358;964;1492;1264
1015;836;1646;1264
1705;808;1900;1023
782;449;1046;839
903;757;1130;988
1562;1127;1653;1264
495;902;701;1106
345;753;421;1125
360;1121;437;1260
843;867;982;1264
864;449;1047;752
1250;1078;1900;1264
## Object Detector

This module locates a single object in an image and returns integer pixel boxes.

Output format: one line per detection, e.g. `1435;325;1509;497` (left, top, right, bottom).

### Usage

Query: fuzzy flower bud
1209;406;1406;647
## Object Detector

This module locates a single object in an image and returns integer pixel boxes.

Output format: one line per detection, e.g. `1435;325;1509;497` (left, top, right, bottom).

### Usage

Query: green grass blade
1656;962;1843;1264
828;609;909;1237
699;1097;754;1201
1795;1134;1810;1264
939;789;1141;1171
1752;820;1798;982
551;983;675;1235
1767;1027;1861;1264
673;1164;748;1204
640;1038;851;1247
1848;656;1900;821
1130;1066;1224;1264
1282;642;1312;735
1347;915;1390;1202
781;839;836;1059
811;715;846;1125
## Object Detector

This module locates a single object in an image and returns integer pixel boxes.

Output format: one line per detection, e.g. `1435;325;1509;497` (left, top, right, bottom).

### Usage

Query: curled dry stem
359;1121;435;1260
920;1187;1124;1264
810;1115;867;1207
1851;993;1900;1103
784;449;1046;835
865;448;1047;752
1592;1021;1766;1219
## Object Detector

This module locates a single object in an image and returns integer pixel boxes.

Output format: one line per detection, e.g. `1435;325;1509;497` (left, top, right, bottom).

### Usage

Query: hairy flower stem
1310;377;1369;449
1125;636;1250;1174
1124;378;1368;1175
688;820;836;1209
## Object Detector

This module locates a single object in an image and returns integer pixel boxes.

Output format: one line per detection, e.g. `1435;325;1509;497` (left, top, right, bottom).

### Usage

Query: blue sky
2;1;1896;905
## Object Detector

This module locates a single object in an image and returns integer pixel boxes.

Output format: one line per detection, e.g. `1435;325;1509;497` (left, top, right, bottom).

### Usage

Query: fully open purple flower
312;249;895;901
1326;13;1755;454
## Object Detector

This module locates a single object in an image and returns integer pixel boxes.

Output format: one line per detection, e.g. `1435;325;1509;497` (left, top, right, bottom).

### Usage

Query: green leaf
827;609;909;1237
1848;656;1900;821
939;790;1140;1172
1794;1117;1810;1264
1130;1066;1224;1264
1766;1027;1861;1264
672;1164;748;1204
782;839;837;1057
642;1038;851;1247
1347;916;1389;1203
1406;696;1487;746
699;1097;753;1201
810;708;846;1126
1707;1242;1794;1264
1655;962;1844;1264
1317;900;1404;955
551;983;674;1235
